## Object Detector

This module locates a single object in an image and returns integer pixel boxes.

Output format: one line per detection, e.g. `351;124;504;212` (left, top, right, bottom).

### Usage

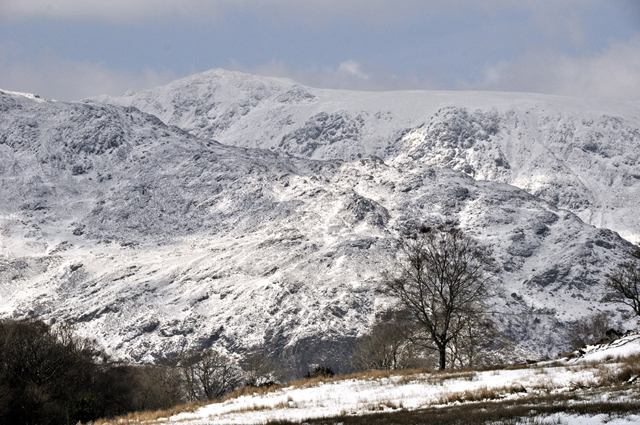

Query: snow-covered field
122;333;640;425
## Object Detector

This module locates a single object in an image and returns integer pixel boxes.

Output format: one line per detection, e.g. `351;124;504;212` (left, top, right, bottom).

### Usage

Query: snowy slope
1;88;637;370
97;69;640;244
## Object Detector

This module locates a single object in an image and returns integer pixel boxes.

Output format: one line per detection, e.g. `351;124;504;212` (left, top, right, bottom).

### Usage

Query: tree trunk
438;346;446;370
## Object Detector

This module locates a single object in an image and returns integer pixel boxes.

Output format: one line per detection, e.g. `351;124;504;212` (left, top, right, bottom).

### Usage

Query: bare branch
604;247;640;317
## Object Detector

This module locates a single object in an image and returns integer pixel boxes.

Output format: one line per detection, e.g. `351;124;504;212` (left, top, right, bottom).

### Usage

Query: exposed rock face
1;73;639;374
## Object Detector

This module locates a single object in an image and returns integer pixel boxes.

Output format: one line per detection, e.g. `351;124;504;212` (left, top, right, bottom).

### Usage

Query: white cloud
1;0;636;101
0;52;176;100
337;61;369;80
467;35;640;100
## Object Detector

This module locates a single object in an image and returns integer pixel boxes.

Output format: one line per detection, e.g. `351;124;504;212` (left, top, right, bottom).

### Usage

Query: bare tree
241;350;284;388
133;360;184;410
568;311;616;350
350;309;418;371
604;248;640;316
448;315;500;368
196;349;242;400
180;348;242;401
178;351;199;402
0;319;190;424
381;224;495;370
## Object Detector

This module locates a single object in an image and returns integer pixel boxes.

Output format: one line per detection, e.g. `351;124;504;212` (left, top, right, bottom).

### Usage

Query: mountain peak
0;88;48;103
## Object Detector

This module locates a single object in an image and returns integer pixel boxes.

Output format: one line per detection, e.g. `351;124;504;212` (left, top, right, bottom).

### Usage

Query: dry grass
339;367;433;381
436;384;528;405
91;400;209;425
220;373;358;403
236;401;298;413
214;363;540;406
595;354;640;386
220;367;437;402
425;370;477;386
87;363;552;425
88;370;426;424
221;383;287;402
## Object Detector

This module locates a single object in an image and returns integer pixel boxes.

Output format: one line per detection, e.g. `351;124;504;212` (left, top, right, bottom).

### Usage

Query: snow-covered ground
141;333;640;424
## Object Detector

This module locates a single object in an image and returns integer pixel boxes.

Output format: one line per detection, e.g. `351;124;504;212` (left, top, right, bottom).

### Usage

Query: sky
0;0;639;101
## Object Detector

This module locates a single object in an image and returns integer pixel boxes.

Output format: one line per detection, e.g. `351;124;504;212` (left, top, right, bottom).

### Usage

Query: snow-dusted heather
0;87;637;367
97;69;640;244
156;334;640;424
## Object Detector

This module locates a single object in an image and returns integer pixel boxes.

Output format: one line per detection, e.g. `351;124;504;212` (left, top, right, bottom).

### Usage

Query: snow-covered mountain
1;73;638;373
97;69;640;244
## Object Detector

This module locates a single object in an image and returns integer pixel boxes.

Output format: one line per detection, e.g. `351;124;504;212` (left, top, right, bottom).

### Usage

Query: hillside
98;69;640;244
0;84;637;370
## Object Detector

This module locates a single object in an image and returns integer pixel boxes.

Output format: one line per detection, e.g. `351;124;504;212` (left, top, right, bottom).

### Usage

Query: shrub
304;365;335;379
241;350;284;388
0;319;186;425
179;348;243;401
568;311;617;349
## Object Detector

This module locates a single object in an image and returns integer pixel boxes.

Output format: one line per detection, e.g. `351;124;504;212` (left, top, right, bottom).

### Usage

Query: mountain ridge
96;69;640;244
0;77;638;373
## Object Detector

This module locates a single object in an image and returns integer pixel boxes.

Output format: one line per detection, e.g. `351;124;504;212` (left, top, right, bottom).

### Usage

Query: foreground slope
98;69;640;243
0;89;635;368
